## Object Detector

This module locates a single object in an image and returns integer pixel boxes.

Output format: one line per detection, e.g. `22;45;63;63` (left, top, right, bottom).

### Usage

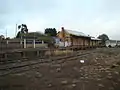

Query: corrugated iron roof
64;29;90;37
91;37;101;40
106;40;120;43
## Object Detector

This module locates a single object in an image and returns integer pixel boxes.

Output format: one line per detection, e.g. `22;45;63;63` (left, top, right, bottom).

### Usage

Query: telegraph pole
33;32;35;48
15;24;17;37
6;29;7;39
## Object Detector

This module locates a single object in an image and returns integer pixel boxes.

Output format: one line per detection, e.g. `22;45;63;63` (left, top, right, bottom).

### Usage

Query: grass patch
54;50;73;55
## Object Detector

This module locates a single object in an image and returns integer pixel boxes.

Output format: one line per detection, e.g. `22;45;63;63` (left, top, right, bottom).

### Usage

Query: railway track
0;57;46;64
0;49;92;64
0;50;97;76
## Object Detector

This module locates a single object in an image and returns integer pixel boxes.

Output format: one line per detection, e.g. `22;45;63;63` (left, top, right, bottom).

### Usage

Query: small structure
106;40;120;47
57;27;91;49
117;41;120;46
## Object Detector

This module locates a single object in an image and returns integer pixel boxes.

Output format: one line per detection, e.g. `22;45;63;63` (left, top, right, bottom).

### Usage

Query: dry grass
54;50;73;55
45;50;73;56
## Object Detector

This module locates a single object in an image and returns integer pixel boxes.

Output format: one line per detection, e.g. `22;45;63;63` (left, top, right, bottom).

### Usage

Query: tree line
16;24;57;38
0;24;109;45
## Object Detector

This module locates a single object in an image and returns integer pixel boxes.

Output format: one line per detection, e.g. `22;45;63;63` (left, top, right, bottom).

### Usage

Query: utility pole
6;29;8;49
33;32;35;48
15;24;17;37
6;29;7;39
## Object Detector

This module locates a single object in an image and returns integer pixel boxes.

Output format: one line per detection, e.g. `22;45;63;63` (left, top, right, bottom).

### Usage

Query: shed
105;40;120;47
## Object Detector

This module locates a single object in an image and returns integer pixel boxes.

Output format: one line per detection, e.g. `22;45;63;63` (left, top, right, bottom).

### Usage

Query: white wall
106;40;117;47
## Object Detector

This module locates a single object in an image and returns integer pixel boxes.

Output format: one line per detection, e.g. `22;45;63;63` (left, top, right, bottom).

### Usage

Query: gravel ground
0;48;120;90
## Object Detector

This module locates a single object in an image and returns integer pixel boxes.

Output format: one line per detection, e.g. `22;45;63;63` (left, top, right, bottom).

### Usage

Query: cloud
0;0;120;39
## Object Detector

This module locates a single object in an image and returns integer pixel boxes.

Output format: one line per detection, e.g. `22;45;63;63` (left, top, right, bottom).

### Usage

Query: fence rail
0;39;47;52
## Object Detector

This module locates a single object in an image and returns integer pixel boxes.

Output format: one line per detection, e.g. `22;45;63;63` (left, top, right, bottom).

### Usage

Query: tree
26;32;54;43
25;32;44;39
6;37;10;40
18;24;28;34
16;24;28;38
44;28;57;36
98;34;109;45
0;35;5;40
16;31;21;38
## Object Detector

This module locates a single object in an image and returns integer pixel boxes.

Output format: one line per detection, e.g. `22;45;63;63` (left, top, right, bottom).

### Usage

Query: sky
0;0;120;39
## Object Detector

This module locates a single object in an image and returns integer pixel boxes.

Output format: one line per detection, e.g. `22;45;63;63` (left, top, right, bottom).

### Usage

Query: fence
0;40;22;51
0;39;48;52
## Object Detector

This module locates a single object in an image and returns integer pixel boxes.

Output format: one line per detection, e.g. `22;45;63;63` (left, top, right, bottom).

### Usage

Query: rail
0;50;96;76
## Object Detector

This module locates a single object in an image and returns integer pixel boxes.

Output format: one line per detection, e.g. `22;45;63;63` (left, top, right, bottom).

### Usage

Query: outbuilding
106;40;120;47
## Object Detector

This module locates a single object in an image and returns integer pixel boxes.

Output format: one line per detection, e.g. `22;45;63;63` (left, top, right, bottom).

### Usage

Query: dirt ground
0;48;120;90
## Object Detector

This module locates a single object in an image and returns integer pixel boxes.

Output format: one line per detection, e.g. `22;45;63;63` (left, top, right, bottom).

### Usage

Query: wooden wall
90;40;101;47
70;36;90;47
57;29;101;48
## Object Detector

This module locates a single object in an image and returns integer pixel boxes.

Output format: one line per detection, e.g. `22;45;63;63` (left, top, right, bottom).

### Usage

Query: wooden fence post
24;39;26;48
33;39;35;48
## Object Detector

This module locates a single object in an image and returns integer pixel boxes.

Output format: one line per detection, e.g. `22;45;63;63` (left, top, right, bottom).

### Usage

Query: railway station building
57;27;91;48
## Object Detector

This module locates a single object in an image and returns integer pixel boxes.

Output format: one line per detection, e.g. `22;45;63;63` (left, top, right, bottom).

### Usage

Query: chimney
61;27;65;31
61;27;65;46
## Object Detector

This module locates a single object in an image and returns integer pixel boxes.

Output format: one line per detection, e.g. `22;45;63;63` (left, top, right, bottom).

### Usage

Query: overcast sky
0;0;120;39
